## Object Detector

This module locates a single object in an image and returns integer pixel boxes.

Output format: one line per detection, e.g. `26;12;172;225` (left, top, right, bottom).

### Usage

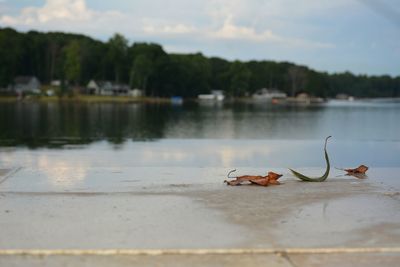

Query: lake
1;99;400;170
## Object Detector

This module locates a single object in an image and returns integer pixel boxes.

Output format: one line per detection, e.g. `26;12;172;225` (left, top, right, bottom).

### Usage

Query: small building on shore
13;76;41;94
286;92;324;104
87;80;133;96
112;83;130;95
87;80;112;95
252;88;287;100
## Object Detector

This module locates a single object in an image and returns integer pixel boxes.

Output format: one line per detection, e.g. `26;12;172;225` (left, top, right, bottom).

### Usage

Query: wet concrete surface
0;168;12;183
0;166;399;266
288;252;400;267
0;253;293;267
0;169;9;176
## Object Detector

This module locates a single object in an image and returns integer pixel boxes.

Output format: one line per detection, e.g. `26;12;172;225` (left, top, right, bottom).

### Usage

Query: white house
13;76;41;94
87;80;133;96
87;80;113;95
252;88;287;100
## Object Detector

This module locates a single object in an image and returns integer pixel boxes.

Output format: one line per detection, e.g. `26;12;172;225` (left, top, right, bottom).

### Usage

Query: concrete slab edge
1;247;399;256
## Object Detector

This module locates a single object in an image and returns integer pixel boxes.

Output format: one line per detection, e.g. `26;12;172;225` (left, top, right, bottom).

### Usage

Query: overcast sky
1;0;399;76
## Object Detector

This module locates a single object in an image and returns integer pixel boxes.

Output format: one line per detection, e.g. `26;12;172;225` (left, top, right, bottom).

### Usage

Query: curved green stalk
290;136;331;182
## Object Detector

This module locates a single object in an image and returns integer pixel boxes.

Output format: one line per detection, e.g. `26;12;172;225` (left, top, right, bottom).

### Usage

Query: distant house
112;83;130;95
87;80;132;96
296;92;310;99
87;80;113;95
286;91;324;104
252;88;287;100
13;76;41;94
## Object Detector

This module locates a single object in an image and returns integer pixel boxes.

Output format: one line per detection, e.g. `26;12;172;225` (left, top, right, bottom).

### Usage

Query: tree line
1;27;399;98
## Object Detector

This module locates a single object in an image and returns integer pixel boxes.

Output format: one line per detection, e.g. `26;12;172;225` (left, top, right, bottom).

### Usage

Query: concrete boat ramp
0;166;399;266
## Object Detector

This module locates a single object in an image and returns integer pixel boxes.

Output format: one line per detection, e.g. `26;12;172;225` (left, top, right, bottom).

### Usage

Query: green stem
289;136;331;182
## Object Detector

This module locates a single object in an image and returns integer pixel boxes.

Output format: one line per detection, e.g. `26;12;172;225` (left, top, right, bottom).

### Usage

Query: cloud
0;0;334;48
5;0;397;75
1;0;93;24
0;0;128;37
207;15;334;49
142;20;197;35
211;15;279;42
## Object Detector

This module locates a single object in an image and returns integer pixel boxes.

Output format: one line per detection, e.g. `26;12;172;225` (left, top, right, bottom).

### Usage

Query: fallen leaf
249;178;270;186
344;165;369;174
335;164;368;179
225;170;282;186
267;172;282;185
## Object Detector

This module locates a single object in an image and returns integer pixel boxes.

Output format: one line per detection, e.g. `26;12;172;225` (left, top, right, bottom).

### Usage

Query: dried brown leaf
344;165;369;174
225;170;282;186
336;165;368;179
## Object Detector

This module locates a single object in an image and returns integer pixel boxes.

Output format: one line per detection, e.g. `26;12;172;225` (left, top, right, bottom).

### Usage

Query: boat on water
198;90;225;102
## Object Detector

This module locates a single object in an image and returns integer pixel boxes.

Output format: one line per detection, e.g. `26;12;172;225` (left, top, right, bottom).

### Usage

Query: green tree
228;61;251;96
129;43;167;96
210;57;230;91
130;54;153;93
306;71;329;97
288;65;307;96
63;40;81;84
107;33;128;83
0;28;25;87
1;27;400;98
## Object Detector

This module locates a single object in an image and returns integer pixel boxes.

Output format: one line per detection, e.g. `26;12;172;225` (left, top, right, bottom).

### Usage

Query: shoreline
0;95;173;104
1;95;400;104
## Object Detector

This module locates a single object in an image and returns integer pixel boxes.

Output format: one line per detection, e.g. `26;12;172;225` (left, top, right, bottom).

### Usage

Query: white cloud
0;0;128;38
1;0;93;25
196;0;338;49
0;0;397;74
0;0;336;48
207;15;334;49
210;15;280;42
0;0;336;49
142;20;197;35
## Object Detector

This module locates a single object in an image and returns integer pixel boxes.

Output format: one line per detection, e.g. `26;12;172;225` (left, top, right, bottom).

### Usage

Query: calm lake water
1;99;400;169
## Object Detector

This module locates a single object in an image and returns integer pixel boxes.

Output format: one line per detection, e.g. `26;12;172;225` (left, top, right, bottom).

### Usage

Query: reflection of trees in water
0;102;173;148
0;102;329;148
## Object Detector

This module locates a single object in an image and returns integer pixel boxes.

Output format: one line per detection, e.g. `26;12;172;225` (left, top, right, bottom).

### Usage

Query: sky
0;0;399;76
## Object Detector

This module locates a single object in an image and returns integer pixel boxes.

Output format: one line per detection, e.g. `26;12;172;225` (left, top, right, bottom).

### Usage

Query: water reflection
0;150;88;188
2;138;399;168
37;155;87;187
0;101;399;148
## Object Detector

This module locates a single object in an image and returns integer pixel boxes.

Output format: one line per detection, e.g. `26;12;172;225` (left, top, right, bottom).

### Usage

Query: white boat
198;90;225;101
